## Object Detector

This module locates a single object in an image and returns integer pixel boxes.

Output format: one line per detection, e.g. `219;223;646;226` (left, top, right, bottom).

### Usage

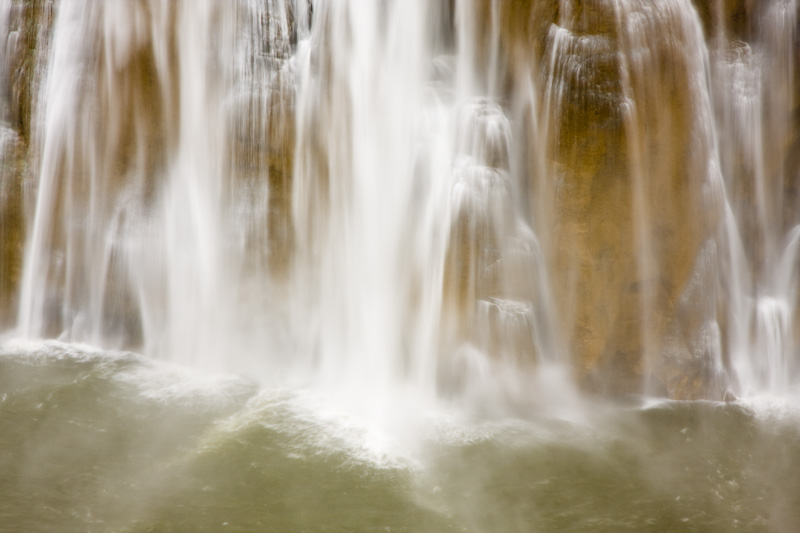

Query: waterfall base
1;340;799;532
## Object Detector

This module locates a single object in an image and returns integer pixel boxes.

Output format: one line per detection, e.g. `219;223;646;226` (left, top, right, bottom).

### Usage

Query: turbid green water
1;341;799;533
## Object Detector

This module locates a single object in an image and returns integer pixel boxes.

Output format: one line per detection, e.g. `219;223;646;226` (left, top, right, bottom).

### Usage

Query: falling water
3;1;800;531
710;0;800;396
1;0;799;407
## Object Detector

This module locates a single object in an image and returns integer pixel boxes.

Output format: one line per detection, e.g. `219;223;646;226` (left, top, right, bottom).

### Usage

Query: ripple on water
2;340;800;532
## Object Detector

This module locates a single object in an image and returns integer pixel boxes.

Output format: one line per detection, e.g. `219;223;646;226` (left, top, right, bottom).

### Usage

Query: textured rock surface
0;0;55;328
0;128;25;328
230;0;299;280
466;0;729;398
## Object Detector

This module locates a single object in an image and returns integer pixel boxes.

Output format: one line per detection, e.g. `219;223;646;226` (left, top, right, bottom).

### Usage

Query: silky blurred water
2;341;798;533
2;1;800;530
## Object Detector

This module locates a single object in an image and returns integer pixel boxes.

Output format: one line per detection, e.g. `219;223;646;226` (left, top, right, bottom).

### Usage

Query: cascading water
709;0;800;396
4;0;570;414
2;0;799;402
15;0;236;360
3;1;800;531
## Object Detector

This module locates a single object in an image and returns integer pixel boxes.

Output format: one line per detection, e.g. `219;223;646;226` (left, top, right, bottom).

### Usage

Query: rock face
0;0;56;328
459;0;800;399
463;0;731;398
0;127;25;329
229;0;300;280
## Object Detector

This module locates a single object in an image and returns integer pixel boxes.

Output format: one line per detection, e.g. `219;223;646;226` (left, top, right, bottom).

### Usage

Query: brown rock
0;129;26;328
0;0;57;328
467;0;728;398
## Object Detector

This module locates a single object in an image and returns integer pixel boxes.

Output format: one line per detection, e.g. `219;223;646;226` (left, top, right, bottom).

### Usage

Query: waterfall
1;0;799;404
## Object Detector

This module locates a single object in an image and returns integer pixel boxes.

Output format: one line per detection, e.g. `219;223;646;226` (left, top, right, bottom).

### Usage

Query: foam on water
0;338;604;472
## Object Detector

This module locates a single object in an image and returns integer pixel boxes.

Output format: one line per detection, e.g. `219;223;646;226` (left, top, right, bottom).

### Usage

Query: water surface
2;341;798;532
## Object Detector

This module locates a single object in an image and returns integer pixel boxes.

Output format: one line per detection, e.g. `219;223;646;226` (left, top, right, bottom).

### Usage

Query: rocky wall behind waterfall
0;0;54;328
0;0;798;401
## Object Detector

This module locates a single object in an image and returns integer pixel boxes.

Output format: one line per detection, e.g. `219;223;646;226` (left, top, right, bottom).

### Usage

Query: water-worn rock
0;129;25;328
0;0;56;328
229;0;298;279
466;0;728;398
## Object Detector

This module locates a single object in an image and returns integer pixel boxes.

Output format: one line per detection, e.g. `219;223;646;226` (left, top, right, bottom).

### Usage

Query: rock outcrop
464;0;730;398
0;0;55;328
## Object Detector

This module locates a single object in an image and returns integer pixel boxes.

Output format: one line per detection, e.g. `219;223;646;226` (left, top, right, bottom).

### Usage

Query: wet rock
722;388;738;402
691;0;759;43
0;128;25;327
0;0;57;328
468;0;727;398
441;97;546;370
202;0;303;327
1;0;55;141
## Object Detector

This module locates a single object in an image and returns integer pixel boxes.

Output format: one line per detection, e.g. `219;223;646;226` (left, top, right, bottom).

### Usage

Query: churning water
1;0;800;531
1;339;799;532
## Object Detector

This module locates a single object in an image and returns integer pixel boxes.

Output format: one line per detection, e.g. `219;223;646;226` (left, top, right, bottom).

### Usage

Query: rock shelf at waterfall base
1;0;799;531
